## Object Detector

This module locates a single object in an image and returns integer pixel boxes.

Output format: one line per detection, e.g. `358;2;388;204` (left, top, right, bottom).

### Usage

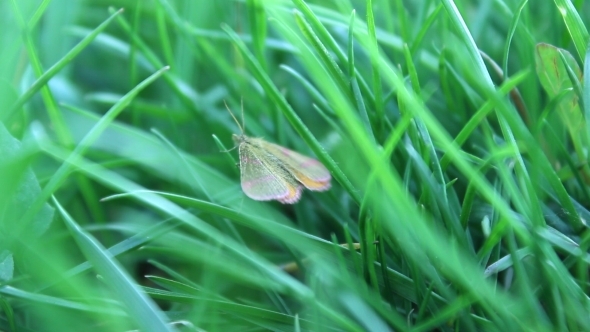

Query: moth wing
238;143;302;204
263;141;331;191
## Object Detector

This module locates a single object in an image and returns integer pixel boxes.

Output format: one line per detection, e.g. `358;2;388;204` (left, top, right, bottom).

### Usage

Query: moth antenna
224;100;244;134
219;145;238;153
240;97;245;133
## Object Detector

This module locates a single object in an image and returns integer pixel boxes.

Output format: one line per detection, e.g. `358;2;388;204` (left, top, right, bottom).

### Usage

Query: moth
226;102;331;204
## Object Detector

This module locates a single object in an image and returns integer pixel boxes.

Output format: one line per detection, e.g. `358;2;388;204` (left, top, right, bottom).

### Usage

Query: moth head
232;133;244;144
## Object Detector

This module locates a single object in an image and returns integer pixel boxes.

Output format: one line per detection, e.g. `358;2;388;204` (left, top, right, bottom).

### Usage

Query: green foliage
1;0;590;331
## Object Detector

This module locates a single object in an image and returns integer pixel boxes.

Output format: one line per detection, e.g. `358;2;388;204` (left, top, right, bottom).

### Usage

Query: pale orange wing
261;141;331;191
238;141;303;203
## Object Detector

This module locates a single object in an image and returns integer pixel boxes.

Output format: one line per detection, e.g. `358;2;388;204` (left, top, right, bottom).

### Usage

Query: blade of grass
366;0;384;140
0;286;125;316
18;66;169;236
27;0;52;29
109;7;201;116
584;42;590;159
4;7;124;122
280;64;329;111
502;0;528;78
440;70;529;170
293;11;349;97
35;216;182;292
247;0;268;70
553;0;589;60
410;4;443;55
291;0;375;106
52;197;173;332
348;10;375;144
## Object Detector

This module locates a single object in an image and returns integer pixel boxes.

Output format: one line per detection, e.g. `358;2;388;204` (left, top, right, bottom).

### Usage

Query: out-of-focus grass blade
109;7;200;116
247;0;267;69
0;123;54;241
144;287;316;326
347;11;375;144
502;0;528;77
35;217;182;292
291;0;375;106
365;0;384;139
0;251;13;282
19;66;169;233
339;292;393;331
27;0;52;29
0;296;16;332
280;64;329;111
103;191;332;251
145;276;201;295
410;4;443;54
535;43;587;163
4;8;124;122
440;0;494;88
552;0;589;60
53;197;173;332
293;11;348;98
583;42;590;158
0;285;126;316
440;70;529;170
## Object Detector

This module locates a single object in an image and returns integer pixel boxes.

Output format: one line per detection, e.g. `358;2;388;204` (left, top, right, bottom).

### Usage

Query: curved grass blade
502;0;528;77
35;216;182;292
0;286;125;316
291;0;375;106
18;66;169;235
4;8;124;122
584;41;590;152
553;0;589;60
365;0;384;139
293;11;349;98
53;197;173;332
109;7;201;117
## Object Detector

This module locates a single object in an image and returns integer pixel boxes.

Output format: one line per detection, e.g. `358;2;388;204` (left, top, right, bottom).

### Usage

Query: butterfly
225;102;331;204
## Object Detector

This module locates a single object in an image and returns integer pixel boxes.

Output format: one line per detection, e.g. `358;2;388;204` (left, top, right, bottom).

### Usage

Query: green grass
1;0;590;331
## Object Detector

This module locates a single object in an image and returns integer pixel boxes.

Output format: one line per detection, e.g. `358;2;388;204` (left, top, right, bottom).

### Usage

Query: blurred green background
1;0;590;331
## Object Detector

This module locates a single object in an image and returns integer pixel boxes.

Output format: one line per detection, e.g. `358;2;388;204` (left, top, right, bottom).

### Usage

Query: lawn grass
1;0;590;331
